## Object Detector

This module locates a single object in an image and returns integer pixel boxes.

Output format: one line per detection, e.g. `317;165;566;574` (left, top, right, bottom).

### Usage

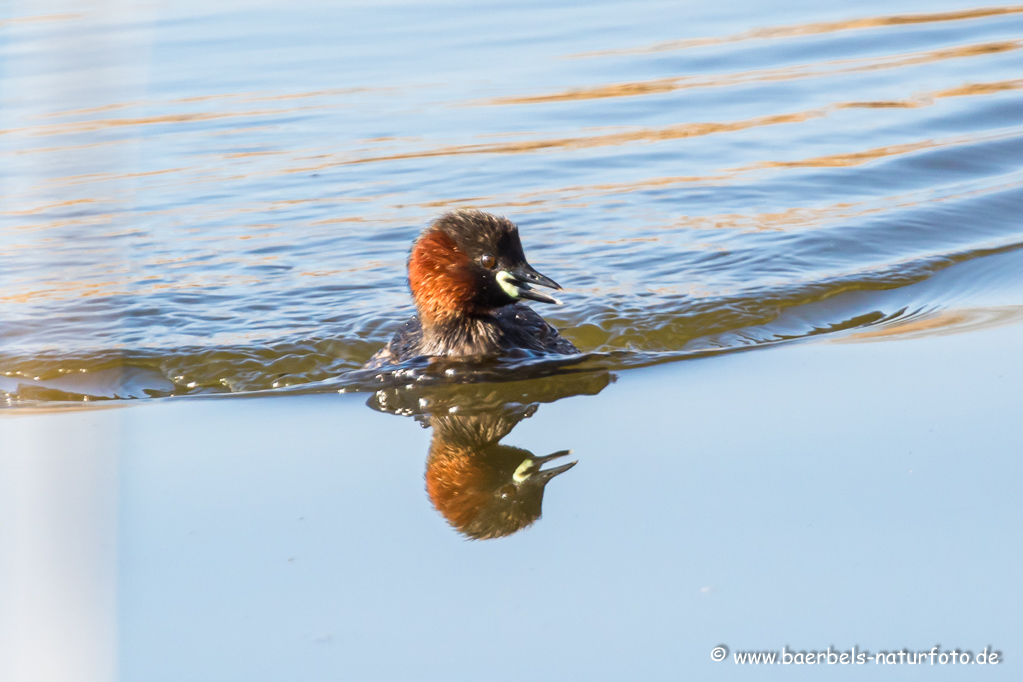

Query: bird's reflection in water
424;405;576;539
367;371;611;539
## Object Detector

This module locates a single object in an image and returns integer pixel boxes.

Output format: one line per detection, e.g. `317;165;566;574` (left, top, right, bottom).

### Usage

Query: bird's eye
498;484;516;499
480;253;496;269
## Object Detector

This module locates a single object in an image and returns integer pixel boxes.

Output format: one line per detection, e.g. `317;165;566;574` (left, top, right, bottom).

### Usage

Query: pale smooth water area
1;0;1022;679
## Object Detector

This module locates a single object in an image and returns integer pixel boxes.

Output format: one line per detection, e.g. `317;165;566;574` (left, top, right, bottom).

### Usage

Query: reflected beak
534;449;577;483
498;264;564;305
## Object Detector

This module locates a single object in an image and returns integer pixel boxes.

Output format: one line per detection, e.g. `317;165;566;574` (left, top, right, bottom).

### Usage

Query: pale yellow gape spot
496;270;522;299
512;459;534;483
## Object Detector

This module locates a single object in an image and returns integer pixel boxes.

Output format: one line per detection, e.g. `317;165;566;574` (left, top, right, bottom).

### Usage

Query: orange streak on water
841;306;1023;342
328;75;1019;169
486;41;1021;106
0;13;83;28
570;5;1023;58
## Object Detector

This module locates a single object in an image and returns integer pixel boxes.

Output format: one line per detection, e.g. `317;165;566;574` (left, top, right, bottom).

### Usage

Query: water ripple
2;0;1023;406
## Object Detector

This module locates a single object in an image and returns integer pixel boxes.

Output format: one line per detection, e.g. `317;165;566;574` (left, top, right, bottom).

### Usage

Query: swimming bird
365;210;577;368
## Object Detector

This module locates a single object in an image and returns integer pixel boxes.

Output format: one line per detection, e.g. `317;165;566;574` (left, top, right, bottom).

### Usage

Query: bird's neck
418;312;503;357
408;231;478;320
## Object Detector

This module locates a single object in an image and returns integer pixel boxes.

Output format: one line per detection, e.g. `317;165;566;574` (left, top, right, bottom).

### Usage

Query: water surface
3;2;1023;680
3;321;1020;680
3;0;1023;401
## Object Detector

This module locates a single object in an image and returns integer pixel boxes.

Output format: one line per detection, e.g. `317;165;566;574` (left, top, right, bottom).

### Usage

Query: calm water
3;0;1023;402
3;2;1023;679
2;326;1021;680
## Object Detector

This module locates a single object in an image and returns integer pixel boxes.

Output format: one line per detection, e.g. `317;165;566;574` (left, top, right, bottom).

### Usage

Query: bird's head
407;209;563;322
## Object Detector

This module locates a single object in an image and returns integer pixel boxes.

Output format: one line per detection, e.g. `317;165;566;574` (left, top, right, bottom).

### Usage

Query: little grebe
365;210;577;367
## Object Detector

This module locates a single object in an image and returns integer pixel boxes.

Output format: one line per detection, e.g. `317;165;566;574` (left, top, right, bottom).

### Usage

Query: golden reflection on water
841;305;1023;342
570;5;1023;58
490;41;1021;106
299;76;1020;169
4;61;1016;206
0;197;104;216
748;130;996;171
934;78;1023;97
31;87;403;124
0;13;83;28
336;110;824;164
366;127;1019;229
3;109;305;138
2;1;1022;406
678;176;1023;235
3;123;1017;307
0;273;262;305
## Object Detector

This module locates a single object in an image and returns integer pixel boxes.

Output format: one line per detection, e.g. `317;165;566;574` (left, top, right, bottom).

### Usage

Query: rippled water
2;0;1023;403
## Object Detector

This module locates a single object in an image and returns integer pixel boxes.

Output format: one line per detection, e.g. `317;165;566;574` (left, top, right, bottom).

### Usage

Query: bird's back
492;304;578;355
363;316;424;369
363;303;576;369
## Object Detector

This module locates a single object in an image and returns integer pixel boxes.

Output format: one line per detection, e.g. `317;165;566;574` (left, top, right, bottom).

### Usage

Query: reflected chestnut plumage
424;410;576;540
366;368;612;540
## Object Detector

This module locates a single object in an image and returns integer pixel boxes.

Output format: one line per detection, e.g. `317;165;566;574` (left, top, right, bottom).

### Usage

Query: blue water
2;0;1023;400
1;1;1022;680
3;321;1020;680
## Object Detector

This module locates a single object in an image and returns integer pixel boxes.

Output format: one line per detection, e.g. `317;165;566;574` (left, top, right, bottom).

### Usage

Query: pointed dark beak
508;263;564;305
534;449;577;483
